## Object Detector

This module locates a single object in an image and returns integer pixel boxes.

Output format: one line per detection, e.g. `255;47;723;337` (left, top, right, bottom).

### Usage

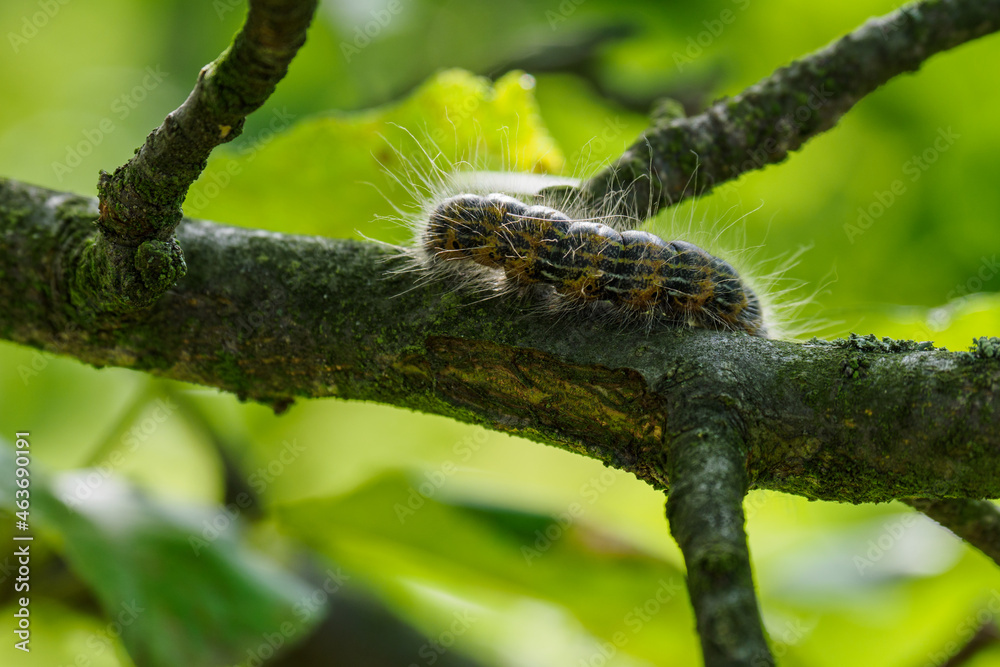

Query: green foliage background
1;0;1000;665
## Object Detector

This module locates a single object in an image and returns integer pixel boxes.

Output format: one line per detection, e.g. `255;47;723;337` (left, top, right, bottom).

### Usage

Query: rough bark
3;178;999;503
6;2;1000;665
666;413;772;666
76;0;317;313
574;0;1000;222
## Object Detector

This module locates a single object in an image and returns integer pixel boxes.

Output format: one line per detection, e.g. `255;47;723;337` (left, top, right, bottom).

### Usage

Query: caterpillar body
420;192;767;337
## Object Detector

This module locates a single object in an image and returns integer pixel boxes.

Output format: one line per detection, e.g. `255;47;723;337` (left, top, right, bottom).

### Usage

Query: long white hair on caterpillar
636;179;831;341
366;125;823;340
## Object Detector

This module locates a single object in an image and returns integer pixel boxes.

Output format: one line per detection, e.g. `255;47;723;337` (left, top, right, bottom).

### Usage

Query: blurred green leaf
184;69;564;242
0;445;323;667
3;1;1000;665
276;471;700;665
0;598;132;667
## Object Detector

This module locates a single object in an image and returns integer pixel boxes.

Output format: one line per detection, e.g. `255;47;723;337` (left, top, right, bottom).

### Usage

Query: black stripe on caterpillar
421;192;766;336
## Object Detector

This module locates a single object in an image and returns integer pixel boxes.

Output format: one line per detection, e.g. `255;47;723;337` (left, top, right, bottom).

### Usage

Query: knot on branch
135;238;187;293
66;169;188;314
70;233;187;314
72;0;318;316
97;168;185;241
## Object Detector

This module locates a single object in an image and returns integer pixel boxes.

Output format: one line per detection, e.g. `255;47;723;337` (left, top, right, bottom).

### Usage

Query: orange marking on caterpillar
423;193;766;336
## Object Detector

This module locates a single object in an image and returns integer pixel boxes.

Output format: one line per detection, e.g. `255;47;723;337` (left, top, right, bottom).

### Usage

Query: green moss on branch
666;414;773;667
80;0;317;313
2;177;999;504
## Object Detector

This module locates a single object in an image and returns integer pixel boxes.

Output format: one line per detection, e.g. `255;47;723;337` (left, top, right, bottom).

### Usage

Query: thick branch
666;412;772;667
3;178;999;503
903;498;1000;566
78;0;317;313
576;0;1000;221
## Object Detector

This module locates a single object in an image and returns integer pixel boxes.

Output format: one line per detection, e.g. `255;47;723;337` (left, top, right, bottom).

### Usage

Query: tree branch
573;0;1000;221
76;0;317;314
3;177;999;503
939;622;1000;667
666;411;772;667
9;4;998;664
903;497;1000;566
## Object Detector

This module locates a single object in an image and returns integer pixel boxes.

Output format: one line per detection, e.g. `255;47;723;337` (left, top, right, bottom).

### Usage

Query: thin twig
903;498;1000;567
74;0;318;314
942;622;1000;667
576;0;1000;222
665;412;772;667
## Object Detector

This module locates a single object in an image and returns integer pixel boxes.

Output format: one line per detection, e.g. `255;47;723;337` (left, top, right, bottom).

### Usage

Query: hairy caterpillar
372;127;810;339
419;192;767;336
